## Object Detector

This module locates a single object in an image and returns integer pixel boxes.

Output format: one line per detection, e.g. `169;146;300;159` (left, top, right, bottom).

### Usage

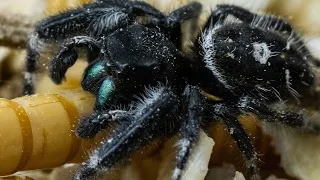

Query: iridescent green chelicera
87;62;105;78
97;78;115;105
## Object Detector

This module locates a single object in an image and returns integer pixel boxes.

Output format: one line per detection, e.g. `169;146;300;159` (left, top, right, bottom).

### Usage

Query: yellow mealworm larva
0;89;94;176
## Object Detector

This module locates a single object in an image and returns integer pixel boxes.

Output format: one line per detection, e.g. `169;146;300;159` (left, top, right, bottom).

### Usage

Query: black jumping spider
23;0;320;179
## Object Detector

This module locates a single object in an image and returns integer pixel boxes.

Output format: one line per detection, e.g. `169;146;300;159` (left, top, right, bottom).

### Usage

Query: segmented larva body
0;89;94;176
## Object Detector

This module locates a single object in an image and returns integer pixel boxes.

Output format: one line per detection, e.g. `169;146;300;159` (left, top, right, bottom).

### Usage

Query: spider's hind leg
207;102;260;180
23;7;97;95
204;4;288;31
238;96;320;134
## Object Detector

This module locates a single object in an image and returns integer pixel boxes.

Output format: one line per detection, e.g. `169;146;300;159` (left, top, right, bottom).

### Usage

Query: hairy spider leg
209;102;260;180
204;4;319;66
24;42;39;95
73;86;178;180
90;0;165;20
96;0;128;3
205;4;294;34
172;86;203;180
237;96;320;134
164;2;202;49
122;1;202;49
126;1;165;19
76;109;131;139
165;2;202;28
93;0;128;6
49;36;103;84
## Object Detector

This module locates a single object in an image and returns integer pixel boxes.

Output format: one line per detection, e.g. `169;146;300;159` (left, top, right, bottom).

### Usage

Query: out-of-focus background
0;0;320;180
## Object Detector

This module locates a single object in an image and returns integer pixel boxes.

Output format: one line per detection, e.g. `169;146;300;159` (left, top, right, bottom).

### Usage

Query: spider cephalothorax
23;1;320;180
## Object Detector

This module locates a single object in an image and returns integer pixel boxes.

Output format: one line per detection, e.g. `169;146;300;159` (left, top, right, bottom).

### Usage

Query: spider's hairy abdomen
198;20;314;102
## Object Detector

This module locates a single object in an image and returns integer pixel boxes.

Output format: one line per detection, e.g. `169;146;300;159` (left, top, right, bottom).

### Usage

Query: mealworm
0;89;94;176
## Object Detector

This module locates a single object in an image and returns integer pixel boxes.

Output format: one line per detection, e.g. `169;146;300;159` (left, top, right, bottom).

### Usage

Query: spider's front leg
206;101;260;180
172;85;203;180
73;85;179;180
23;2;130;95
76;109;131;139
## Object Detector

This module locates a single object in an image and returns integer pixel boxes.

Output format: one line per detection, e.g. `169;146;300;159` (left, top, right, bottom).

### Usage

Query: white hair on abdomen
201;21;233;90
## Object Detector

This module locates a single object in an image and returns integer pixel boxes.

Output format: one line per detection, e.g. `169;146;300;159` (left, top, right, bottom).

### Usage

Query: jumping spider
23;0;320;179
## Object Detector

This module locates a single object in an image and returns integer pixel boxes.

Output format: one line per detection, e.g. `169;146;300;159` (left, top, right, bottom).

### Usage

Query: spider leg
23;42;39;95
95;0;128;5
76;109;130;138
95;0;165;19
204;4;291;32
203;4;251;29
166;2;202;28
207;102;260;180
165;2;202;49
127;1;165;19
49;36;103;84
203;5;302;48
238;96;320;134
172;85;203;180
37;3;130;40
73;85;179;180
